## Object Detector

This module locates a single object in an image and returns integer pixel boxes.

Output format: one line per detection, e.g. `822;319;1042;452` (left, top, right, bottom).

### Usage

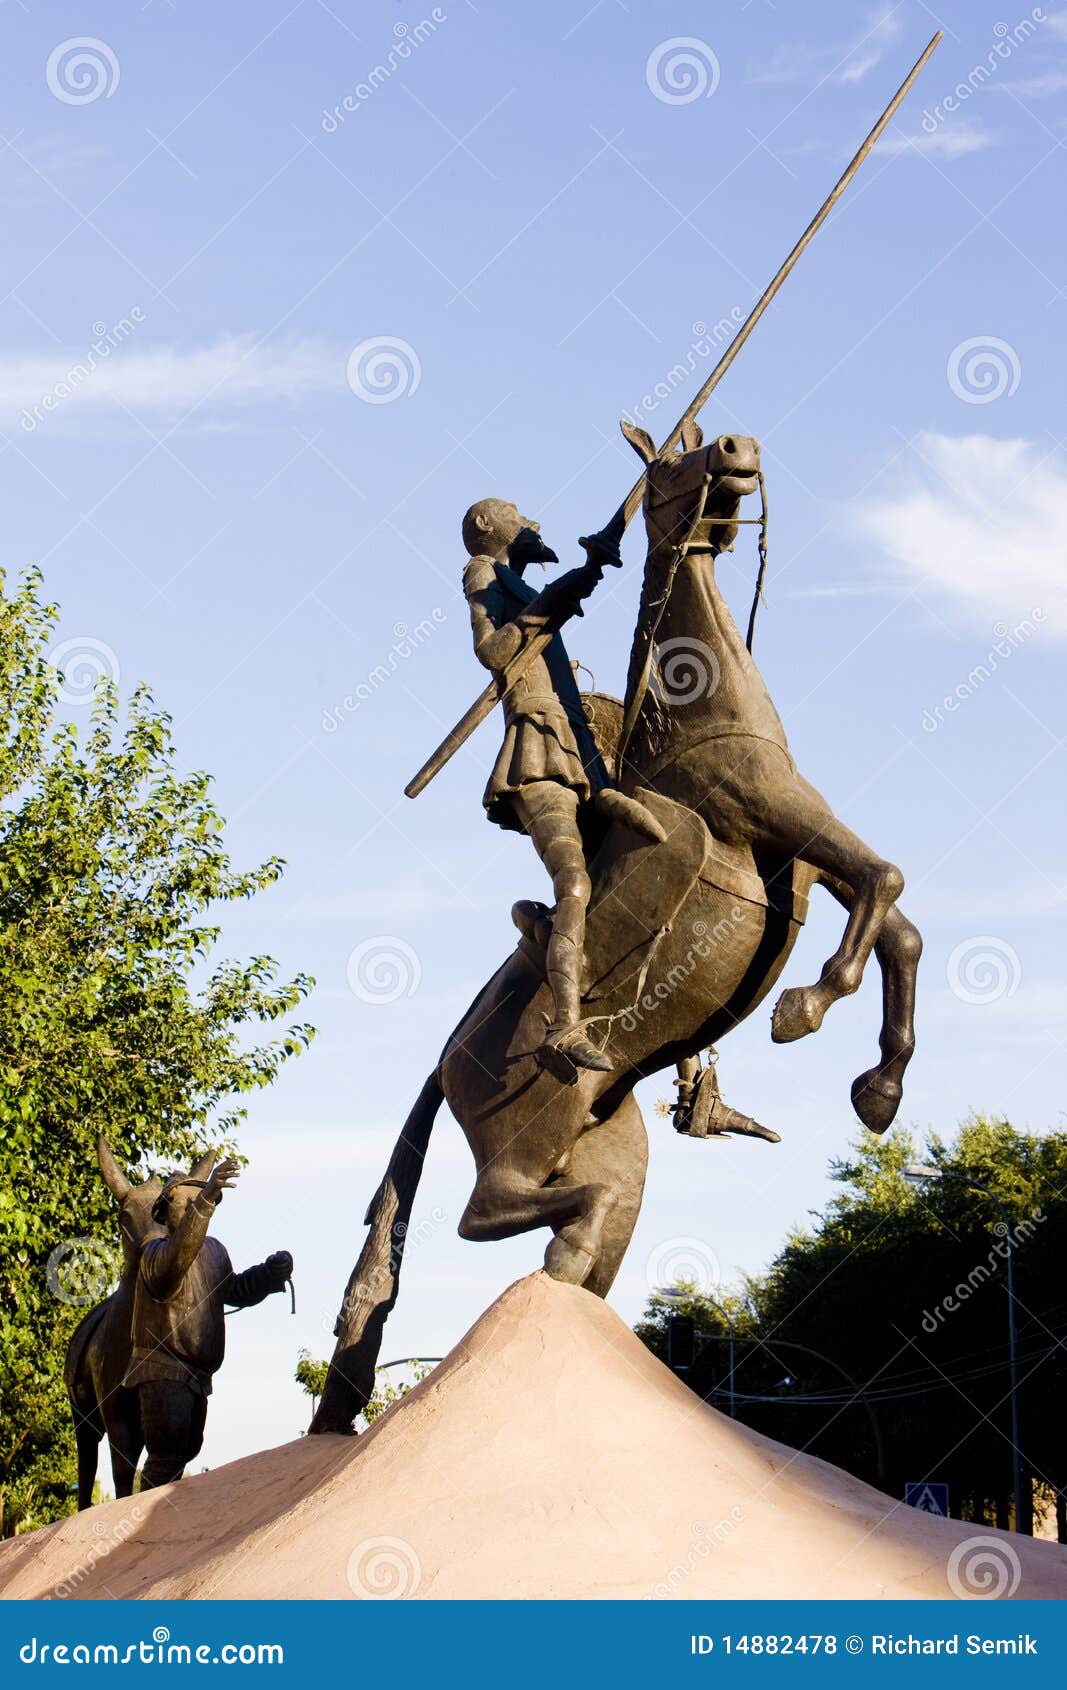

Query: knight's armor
463;555;607;828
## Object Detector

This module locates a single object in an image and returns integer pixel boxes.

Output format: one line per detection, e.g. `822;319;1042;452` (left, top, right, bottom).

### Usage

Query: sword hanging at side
404;31;941;802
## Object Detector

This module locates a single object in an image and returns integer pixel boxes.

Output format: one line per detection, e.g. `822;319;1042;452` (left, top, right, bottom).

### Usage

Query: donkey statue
64;1137;214;1507
309;425;921;1434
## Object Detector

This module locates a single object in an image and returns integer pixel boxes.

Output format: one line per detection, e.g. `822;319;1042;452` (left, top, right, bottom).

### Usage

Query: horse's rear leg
459;1165;619;1287
821;876;922;1133
769;782;904;1042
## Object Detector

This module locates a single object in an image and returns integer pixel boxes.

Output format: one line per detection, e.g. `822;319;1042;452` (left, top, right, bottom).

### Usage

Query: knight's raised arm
464;558;594;675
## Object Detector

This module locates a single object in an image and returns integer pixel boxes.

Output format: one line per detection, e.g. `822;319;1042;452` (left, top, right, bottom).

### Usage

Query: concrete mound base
1;1272;1062;1600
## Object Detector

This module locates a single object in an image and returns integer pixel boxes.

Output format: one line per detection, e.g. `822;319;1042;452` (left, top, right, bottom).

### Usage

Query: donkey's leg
766;776;904;1042
106;1393;143;1500
459;1165;619;1287
820;876;922;1132
73;1410;102;1511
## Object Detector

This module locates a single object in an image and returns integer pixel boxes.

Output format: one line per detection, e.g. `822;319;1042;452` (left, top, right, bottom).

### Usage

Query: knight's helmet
621;419;762;564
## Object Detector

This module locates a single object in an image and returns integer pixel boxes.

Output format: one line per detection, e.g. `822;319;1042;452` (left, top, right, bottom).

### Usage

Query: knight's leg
821;875;921;1132
761;776;904;1042
512;781;610;1073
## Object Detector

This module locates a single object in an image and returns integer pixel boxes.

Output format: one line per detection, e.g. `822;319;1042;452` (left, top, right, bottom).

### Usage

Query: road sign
905;1481;950;1516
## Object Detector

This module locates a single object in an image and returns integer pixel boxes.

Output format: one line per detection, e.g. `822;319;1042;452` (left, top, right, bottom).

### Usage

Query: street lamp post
904;1164;1026;1534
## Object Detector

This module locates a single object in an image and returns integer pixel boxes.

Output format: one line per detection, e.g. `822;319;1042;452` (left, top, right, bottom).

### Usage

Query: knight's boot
537;892;612;1081
594;786;666;844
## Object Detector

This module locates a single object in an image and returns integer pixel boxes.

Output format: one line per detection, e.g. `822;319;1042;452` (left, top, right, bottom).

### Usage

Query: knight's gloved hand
540;566;593;620
579;528;623;570
265;1250;293;1285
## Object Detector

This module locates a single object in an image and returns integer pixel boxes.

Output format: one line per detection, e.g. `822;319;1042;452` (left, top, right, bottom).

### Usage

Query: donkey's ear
97;1135;132;1202
620;420;657;465
190;1148;218;1182
680;420;704;451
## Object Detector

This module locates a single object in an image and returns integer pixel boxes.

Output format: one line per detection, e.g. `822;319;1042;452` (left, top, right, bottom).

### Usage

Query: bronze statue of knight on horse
308;36;939;1435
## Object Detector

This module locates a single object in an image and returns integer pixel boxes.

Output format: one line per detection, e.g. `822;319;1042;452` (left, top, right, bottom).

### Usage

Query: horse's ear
97;1135;132;1202
620;421;657;465
680;420;704;451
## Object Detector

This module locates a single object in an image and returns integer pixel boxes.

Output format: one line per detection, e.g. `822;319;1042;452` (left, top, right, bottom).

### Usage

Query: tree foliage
636;1117;1067;1534
0;569;314;1534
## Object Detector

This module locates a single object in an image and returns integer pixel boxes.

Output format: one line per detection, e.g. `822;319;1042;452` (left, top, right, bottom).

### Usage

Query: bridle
616;468;769;771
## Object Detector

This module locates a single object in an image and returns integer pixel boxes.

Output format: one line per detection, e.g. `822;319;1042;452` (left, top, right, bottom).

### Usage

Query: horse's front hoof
851;1069;902;1134
771;987;821;1043
544;1234;596;1286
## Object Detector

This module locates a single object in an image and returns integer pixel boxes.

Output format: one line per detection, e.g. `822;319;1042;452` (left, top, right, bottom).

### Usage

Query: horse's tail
309;1071;445;1435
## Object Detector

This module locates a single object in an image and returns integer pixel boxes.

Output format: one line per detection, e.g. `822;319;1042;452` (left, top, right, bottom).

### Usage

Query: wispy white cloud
749;5;902;87
878;121;1000;158
999;68;1067;97
854;432;1067;636
0;334;345;429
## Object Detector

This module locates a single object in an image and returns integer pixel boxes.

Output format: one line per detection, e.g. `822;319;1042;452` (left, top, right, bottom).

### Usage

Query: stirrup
537;1024;613;1085
671;1055;780;1143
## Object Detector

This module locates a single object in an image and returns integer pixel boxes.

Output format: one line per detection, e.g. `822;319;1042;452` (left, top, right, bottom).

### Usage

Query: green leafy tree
0;569;314;1534
636;1117;1067;1538
294;1349;330;1413
294;1353;430;1428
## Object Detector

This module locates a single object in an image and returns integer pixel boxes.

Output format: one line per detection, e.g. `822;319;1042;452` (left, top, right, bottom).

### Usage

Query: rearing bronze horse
310;425;920;1434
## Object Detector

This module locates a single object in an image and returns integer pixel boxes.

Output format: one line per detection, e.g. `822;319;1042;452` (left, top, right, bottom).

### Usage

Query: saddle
512;690;809;1064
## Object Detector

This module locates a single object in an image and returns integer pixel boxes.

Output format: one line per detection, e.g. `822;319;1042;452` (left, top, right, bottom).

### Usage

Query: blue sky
4;0;1065;1469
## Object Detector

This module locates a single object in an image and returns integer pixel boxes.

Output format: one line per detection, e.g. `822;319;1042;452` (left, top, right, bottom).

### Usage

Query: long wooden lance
404;32;941;801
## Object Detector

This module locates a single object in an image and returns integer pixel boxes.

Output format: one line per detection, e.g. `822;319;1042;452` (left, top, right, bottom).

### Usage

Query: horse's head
621;421;761;562
96;1134;177;1271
